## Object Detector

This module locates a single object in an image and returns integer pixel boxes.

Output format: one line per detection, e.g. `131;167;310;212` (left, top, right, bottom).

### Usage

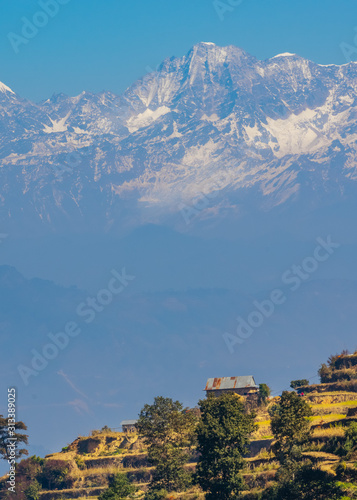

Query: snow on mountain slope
1;43;357;231
0;81;14;94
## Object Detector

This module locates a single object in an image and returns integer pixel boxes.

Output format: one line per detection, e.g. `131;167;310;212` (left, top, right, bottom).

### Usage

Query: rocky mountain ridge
1;42;357;232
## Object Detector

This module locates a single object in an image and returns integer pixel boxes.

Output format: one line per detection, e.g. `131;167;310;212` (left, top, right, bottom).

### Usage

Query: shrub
17;456;44;479
127;469;152;484
99;473;136;500
144;488;168;500
319;367;357;384
345;421;357;444
101;425;113;433
262;463;343;499
24;480;42;500
318;351;357;383
290;380;309;389
259;384;271;405
39;460;74;490
91;425;113;436
321;435;345;457
0;457;45;500
75;456;86;470
343;422;357;457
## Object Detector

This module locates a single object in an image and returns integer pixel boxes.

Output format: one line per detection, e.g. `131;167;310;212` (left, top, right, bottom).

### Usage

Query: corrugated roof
121;419;138;426
205;376;258;391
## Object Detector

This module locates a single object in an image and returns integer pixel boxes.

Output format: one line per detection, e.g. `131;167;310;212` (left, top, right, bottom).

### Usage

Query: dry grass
307;391;357;397
302;451;339;461
46;450;78;460
311;400;357;409
241;488;267;497
253;426;272;439
311;426;345;438
309;413;346;422
71;465;154;481
245;461;279;473
40;392;357;500
251;448;275;460
256;420;271;426
66;498;98;500
40;487;105;496
71;466;120;479
175;486;205;499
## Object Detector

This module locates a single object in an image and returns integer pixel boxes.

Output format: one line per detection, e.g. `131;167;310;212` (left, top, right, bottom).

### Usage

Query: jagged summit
186;41;252;62
0;81;14;94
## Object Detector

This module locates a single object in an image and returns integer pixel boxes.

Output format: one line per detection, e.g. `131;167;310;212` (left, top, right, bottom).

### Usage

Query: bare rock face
118;436;131;449
77;437;101;454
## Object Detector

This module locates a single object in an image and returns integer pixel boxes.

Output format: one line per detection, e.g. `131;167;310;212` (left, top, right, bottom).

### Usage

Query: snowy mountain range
1;42;357;232
1;44;357;457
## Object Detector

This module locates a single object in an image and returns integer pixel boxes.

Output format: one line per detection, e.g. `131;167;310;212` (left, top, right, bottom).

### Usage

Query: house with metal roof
120;419;138;433
205;376;259;398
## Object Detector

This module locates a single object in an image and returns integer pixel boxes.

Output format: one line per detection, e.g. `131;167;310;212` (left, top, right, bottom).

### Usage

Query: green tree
262;462;343;499
137;397;198;493
0;415;28;461
271;391;312;462
318;363;331;383
290;379;309;390
195;393;257;500
258;383;271;405
99;473;136;500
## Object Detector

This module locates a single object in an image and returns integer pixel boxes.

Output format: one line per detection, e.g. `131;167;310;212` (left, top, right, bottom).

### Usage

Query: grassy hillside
2;350;357;499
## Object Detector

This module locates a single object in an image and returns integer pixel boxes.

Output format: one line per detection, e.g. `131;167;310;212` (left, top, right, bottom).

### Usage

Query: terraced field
33;391;356;499
3;351;357;499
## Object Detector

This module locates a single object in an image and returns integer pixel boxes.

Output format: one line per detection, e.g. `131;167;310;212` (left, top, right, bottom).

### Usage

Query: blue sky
0;0;357;101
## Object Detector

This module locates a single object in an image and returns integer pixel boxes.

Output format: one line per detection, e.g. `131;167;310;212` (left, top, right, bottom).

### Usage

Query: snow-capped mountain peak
271;52;297;58
1;43;357;232
0;81;15;94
